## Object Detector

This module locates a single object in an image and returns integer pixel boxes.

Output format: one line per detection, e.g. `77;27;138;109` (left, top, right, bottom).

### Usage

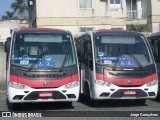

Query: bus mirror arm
4;37;11;53
89;58;93;61
89;59;93;70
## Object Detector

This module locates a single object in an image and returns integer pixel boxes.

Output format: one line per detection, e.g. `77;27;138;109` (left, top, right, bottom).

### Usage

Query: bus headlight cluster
146;80;158;87
64;81;80;89
8;81;28;89
95;80;111;87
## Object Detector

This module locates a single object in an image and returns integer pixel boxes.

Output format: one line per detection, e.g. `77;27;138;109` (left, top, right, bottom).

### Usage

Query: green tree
1;15;8;21
5;11;15;19
127;24;147;32
1;11;17;21
11;0;28;19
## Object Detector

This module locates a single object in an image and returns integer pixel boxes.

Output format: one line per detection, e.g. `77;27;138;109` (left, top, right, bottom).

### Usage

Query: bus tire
7;100;19;111
65;102;72;107
84;82;90;99
135;99;146;105
89;99;99;107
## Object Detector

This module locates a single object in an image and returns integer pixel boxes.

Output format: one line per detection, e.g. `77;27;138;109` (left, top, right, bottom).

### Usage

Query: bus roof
150;32;160;37
74;30;143;38
16;28;70;34
96;29;130;33
95;29;142;35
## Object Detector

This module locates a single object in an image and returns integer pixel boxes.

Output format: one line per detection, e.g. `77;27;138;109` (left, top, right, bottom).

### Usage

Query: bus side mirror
4;37;11;53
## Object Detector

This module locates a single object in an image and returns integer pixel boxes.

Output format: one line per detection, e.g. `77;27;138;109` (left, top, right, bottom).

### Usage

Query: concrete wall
0;20;20;42
141;0;148;18
29;0;131;34
0;43;6;81
147;0;160;33
28;0;149;34
0;20;28;81
0;28;11;43
0;20;28;42
36;0;107;18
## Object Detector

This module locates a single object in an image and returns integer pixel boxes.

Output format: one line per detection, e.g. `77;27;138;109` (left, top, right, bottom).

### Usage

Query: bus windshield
11;33;76;69
94;34;153;69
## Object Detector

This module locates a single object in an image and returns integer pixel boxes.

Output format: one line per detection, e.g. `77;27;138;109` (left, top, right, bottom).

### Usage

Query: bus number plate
124;90;136;96
39;92;53;98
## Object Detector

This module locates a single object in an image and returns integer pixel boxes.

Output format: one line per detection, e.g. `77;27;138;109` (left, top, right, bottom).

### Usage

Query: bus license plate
124;90;136;96
39;92;52;98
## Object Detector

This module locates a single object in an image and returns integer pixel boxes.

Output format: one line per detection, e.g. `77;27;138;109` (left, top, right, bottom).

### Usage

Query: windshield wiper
27;51;46;72
125;51;143;70
59;49;70;72
112;45;121;71
112;45;143;70
125;45;143;70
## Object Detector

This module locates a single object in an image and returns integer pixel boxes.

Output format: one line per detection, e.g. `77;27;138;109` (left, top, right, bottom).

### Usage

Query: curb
0;90;6;94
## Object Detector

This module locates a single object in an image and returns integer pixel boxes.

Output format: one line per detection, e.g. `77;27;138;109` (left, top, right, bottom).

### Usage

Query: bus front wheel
7;101;20;110
84;82;90;99
84;82;98;107
135;99;146;105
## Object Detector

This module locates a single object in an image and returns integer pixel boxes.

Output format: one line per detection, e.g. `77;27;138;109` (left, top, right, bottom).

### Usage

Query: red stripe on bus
72;74;79;82
96;29;131;33
21;28;65;32
10;74;79;88
96;73;157;86
10;75;18;82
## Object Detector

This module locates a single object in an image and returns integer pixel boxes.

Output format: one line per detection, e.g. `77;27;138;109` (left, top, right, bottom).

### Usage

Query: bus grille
24;91;66;100
108;72;147;77
110;89;147;98
23;73;67;79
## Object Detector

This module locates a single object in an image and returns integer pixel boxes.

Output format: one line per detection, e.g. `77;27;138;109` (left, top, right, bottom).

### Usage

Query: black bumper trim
24;91;66;100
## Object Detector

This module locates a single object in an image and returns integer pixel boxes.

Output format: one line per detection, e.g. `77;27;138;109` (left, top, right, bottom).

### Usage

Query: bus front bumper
92;80;158;100
7;83;80;103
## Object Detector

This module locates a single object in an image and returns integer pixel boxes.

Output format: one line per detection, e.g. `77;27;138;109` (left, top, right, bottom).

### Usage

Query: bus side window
84;40;88;65
81;37;87;64
148;40;154;53
88;36;93;70
75;38;81;62
154;40;159;62
157;40;160;62
148;40;156;60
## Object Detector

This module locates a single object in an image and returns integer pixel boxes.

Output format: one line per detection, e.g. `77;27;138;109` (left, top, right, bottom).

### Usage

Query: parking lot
0;80;160;118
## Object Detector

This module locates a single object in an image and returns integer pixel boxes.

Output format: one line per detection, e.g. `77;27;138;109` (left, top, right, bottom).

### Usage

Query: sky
0;0;15;17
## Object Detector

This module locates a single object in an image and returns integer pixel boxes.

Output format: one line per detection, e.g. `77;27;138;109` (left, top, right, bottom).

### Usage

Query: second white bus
75;30;158;105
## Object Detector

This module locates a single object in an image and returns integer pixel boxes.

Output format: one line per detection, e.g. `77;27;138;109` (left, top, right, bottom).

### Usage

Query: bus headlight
8;81;28;90
95;80;111;87
146;80;158;87
64;81;80;89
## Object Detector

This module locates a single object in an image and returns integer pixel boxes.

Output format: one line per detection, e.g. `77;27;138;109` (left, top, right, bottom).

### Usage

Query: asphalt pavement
0;79;160;119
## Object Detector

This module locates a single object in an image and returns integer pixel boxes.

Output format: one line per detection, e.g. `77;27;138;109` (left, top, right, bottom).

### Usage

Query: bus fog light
106;82;111;87
64;81;79;89
146;80;158;87
8;81;28;89
95;80;101;84
101;81;106;86
65;83;72;88
146;83;151;87
95;80;111;87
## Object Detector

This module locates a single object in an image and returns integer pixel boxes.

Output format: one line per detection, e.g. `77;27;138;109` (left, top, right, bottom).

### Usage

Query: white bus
4;28;80;109
148;32;160;95
75;30;158;105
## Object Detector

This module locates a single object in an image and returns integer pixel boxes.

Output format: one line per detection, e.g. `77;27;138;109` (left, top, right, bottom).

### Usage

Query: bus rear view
76;30;158;105
5;28;80;109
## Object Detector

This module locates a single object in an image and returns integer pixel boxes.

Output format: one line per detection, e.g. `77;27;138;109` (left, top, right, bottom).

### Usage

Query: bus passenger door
84;36;94;97
84;41;89;83
79;38;85;94
150;39;160;92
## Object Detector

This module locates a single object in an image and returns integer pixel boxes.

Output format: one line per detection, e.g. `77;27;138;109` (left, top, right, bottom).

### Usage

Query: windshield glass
11;33;76;69
94;34;153;69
